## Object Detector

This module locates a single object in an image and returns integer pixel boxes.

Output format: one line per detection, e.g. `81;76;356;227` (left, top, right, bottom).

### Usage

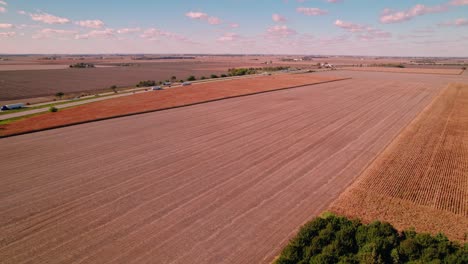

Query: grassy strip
276;213;467;264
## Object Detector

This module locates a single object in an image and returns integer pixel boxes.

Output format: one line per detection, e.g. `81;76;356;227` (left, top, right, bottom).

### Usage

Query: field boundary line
0;77;351;138
328;82;452;198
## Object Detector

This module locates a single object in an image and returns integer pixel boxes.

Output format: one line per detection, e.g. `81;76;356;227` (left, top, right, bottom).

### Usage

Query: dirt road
0;73;444;263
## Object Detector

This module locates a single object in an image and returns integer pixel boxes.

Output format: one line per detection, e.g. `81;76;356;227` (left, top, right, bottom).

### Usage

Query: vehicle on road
182;82;192;86
150;86;163;91
1;103;25;111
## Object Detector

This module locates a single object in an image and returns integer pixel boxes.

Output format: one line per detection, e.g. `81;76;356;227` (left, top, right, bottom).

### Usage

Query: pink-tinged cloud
140;28;192;43
185;11;208;19
272;14;287;22
439;18;468;26
75;20;105;29
28;12;71;24
208;17;222;25
266;25;297;37
33;28;77;39
230;23;239;28
0;23;13;29
450;0;468;6
327;0;343;3
0;6;5;13
186;11;222;25
117;27;141;34
75;29;115;40
0;32;15;37
380;4;448;24
334;20;365;32
218;32;240;42
0;1;6;6
335;19;391;40
296;7;328;16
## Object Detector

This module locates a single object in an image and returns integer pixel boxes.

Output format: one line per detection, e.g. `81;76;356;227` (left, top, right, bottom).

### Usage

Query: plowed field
0;73;344;137
345;67;463;75
0;76;442;264
330;83;468;241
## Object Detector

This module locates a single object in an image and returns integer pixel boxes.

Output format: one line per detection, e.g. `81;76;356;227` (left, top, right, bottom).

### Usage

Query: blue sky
0;0;467;56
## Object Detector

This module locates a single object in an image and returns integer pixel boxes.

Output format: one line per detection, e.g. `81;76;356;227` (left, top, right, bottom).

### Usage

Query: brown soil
330;83;468;242
344;66;463;75
0;76;442;264
0;73;344;137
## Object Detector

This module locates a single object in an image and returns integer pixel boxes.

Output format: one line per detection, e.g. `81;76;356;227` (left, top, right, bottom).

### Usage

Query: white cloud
185;11;208;20
218;32;240;42
117;27;141;34
208;17;221;25
185;11;222;25
266;25;297;38
0;31;15;37
75;20;105;29
140;28;191;43
450;0;468;6
380;4;448;24
296;7;328;16
335;19;391;40
33;28;77;39
28;12;70;24
0;23;14;29
272;14;287;23
0;1;7;6
75;28;115;39
438;18;468;27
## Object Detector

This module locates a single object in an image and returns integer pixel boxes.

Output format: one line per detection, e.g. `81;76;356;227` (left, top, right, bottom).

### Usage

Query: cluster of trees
228;66;291;76
370;63;406;68
276;214;467;264
69;63;95;68
136;80;156;87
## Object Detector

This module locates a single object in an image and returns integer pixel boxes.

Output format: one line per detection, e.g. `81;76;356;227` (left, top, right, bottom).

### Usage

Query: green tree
55;92;64;99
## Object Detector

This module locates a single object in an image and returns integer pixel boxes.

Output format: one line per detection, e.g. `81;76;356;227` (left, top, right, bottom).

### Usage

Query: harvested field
0;60;264;101
330;83;468;241
0;76;443;264
344;66;464;75
0;73;344;137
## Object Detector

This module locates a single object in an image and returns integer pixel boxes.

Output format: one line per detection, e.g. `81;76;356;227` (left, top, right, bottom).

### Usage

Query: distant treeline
132;56;196;60
227;66;290;76
370;63;406;68
69;63;95;68
276;214;467;264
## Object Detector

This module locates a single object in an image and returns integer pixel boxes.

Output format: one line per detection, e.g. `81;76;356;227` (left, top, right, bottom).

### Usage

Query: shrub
187;76;196;81
210;74;219;78
49;106;58;112
275;214;466;264
462;67;466;70
136;80;156;87
220;74;228;78
55;92;64;99
69;63;94;68
200;76;207;80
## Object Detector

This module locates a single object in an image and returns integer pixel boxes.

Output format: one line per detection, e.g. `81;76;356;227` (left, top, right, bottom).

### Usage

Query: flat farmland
344;66;464;75
0;60;264;101
0;73;343;137
0;74;444;264
330;83;468;241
